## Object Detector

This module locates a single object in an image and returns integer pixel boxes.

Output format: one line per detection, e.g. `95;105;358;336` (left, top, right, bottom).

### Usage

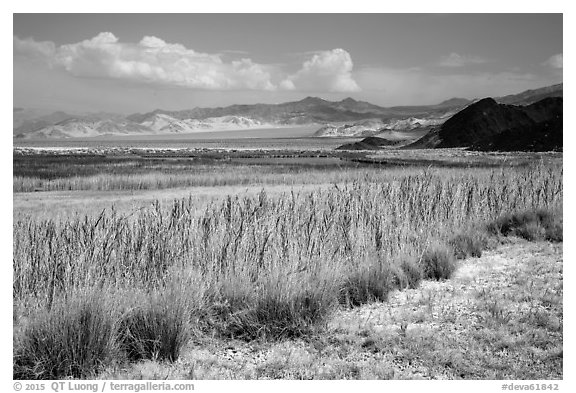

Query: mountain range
13;83;562;140
313;83;562;138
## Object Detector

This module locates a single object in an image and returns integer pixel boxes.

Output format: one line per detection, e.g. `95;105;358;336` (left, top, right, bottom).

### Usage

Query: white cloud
14;33;275;91
438;52;487;67
281;49;360;92
543;54;563;69
279;79;296;90
14;34;365;94
13;36;56;61
14;34;366;94
139;36;168;48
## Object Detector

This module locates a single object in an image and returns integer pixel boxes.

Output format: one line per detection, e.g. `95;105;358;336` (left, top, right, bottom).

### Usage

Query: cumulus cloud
281;49;361;92
13;36;56;61
543;54;563;69
438;52;487;67
14;34;364;93
14;33;276;91
139;36;168;48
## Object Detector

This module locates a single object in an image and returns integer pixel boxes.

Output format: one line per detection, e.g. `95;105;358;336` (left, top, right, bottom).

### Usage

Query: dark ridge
336;136;401;151
471;117;562;152
402;127;441;149
437;98;534;148
407;96;562;151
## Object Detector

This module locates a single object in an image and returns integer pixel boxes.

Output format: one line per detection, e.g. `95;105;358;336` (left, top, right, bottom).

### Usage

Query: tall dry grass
13;162;562;378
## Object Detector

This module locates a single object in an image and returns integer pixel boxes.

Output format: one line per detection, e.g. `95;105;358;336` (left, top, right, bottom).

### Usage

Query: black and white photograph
9;8;566;386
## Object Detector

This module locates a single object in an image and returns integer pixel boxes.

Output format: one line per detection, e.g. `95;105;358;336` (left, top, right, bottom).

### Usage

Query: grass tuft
398;257;424;289
449;232;485;259
339;263;400;307
13;291;116;380
117;290;190;362
206;273;337;340
421;243;457;281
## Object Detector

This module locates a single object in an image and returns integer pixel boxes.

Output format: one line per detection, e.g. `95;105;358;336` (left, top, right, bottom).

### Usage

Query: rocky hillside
16;118;153;139
14;114;277;139
140;114;271;134
472;114;562;152
314;119;388;137
313;111;456;137
438;98;535;148
407;97;562;152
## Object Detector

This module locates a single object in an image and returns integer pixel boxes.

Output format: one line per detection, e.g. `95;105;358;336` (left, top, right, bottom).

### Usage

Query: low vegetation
13;291;117;380
117;289;190;362
487;209;563;242
13;160;562;379
13;149;558;193
115;240;560;380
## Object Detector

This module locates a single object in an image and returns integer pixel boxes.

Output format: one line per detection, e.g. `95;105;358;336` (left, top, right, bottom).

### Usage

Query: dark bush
117;291;189;362
204;274;336;340
399;257;423;289
421;244;457;281
449;233;484;259
14;292;116;380
487;209;562;242
339;264;399;307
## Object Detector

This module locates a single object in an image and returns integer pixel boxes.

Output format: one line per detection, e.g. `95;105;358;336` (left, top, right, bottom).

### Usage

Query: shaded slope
472;117;562;152
403;128;442;149
437;98;535;148
406;97;562;151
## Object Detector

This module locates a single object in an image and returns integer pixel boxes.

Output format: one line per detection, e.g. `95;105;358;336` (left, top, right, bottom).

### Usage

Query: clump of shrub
338;258;409;307
14;291;117;380
205;272;337;340
487;209;562;242
449;232;486;259
420;243;457;281
398;256;424;289
117;290;190;362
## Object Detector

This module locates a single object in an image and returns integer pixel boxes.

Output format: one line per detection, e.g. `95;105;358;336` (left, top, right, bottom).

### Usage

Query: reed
13;162;562;378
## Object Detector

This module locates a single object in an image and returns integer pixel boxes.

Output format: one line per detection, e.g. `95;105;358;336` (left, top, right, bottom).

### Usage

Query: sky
13;13;563;114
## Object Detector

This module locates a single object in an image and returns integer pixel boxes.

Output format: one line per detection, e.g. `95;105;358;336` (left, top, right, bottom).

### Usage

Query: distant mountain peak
300;96;327;104
473;97;498;108
340;97;358;104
